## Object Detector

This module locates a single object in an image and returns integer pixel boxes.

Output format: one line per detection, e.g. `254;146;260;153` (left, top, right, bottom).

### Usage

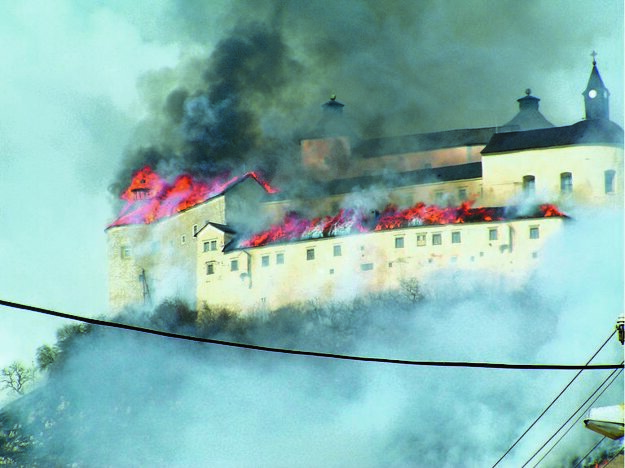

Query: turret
500;89;554;133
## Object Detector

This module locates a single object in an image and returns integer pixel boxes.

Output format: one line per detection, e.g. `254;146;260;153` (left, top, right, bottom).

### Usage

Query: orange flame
239;201;566;248
108;166;279;227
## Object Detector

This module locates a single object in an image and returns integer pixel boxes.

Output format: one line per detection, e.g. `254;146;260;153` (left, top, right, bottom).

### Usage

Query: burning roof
108;166;278;228
237;201;566;249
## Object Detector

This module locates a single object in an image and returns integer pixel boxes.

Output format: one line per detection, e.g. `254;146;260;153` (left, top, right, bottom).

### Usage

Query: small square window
451;256;457;263
306;248;315;260
529;226;540;240
181;235;187;245
333;245;342;257
120;246;131;259
206;262;215;275
489;228;498;241
458;188;468;201
276;253;284;264
329;268;335;275
451;231;461;244
231;259;239;271
395;237;404;249
360;263;373;271
532;252;538;259
432;233;442;245
261;255;270;267
416;234;426;246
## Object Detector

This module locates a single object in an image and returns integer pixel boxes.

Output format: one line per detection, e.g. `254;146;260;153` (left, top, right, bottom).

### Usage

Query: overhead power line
491;330;618;467
1;298;623;371
522;364;624;467
533;367;624;467
572;436;606;468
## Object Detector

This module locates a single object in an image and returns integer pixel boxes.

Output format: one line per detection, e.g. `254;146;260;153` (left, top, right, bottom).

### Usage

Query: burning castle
106;59;623;313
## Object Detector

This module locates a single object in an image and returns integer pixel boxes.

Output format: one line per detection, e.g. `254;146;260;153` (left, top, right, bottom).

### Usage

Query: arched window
560;172;573;194
522;175;535;195
605;170;616;194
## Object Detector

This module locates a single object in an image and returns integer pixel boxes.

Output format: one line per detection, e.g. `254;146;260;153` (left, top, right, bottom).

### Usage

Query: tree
399;277;425;304
36;344;60;372
0;362;35;395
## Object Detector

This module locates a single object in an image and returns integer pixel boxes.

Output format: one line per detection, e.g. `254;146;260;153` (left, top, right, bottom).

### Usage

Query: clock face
588;89;598;99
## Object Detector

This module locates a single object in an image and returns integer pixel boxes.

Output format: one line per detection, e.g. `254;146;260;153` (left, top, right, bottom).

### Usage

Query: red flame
539;203;565;217
239;200;566;248
108;166;279;227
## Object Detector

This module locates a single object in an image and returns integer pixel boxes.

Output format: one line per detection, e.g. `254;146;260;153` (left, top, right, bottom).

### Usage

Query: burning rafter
108;166;278;227
239;201;565;248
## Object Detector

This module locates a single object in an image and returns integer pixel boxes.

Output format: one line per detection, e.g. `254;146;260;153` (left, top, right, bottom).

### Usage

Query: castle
106;58;623;314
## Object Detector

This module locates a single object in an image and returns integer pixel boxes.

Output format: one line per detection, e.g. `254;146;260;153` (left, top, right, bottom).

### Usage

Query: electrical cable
491;330;618;467
604;447;624;466
572;436;606;468
521;363;624;467
532;367;624;467
1;298;623;370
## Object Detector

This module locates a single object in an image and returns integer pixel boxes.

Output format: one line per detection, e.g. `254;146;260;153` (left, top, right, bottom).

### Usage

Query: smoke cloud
111;0;624;195
4;209;623;466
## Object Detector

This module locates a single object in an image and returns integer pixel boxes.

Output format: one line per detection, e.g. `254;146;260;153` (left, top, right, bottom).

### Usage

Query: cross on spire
591;50;598;65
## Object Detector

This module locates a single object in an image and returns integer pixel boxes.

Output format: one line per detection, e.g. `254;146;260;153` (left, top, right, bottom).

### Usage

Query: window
276;253;284;264
458;188;468;201
416;234;426;246
395;236;404;249
360;263;374;271
560;172;573;194
120;246;131;259
206;262;215;275
605;170;616;194
523;175;535;195
451;231;461;244
306;248;315;260
450;256;457;263
261;255;270;267
203;240;217;252
181;234;187;245
230;259;239;271
529;226;540;239
329;268;335;275
333;245;342;257
434;191;445;205
193;224;199;236
432;233;442;245
489;228;498;241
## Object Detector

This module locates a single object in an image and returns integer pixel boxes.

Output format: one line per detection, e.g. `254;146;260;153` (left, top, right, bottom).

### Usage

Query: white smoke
7;209;621;466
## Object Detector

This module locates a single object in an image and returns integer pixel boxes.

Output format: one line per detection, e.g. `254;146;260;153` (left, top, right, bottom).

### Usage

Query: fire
239;200;565;248
109;166;278;227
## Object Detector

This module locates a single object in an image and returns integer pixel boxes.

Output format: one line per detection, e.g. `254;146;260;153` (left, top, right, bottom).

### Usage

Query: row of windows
522;170;616;195
207;244;543;276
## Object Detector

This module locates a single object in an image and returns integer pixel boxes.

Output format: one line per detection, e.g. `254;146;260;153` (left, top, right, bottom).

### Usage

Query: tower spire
583;52;610;120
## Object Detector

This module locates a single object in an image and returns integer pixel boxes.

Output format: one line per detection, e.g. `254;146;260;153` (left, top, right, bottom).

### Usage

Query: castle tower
501;89;554;132
583;51;610;120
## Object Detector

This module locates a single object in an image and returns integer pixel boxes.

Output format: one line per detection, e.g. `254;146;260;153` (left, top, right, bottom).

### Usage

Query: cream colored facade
196;216;564;312
481;144;623;207
107;177;267;312
107;64;623;315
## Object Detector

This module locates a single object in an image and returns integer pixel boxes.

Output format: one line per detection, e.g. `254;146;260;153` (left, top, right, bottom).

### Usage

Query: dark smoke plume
112;21;305;195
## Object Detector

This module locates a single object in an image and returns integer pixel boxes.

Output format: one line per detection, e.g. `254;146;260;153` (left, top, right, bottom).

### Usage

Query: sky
0;0;622;392
0;1;623;464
